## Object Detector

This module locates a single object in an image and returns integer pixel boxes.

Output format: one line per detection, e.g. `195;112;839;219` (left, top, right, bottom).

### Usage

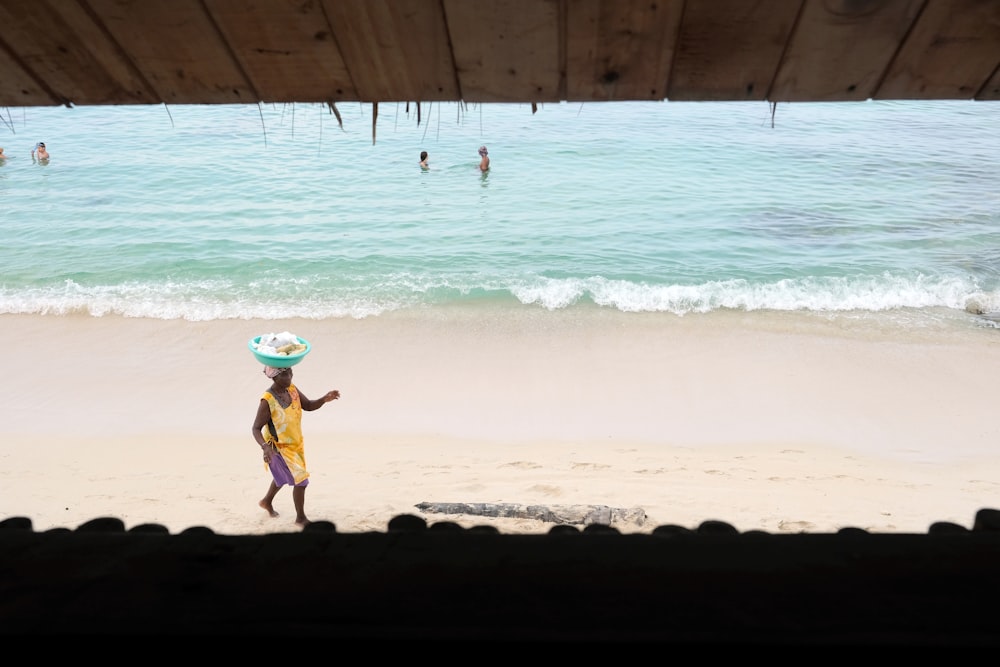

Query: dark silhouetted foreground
2;509;999;646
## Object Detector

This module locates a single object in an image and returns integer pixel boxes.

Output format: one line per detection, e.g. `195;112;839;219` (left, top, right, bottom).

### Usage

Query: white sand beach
3;308;999;536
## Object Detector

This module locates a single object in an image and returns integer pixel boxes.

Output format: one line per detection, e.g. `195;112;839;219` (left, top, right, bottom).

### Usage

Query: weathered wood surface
2;1;998;108
415;502;647;527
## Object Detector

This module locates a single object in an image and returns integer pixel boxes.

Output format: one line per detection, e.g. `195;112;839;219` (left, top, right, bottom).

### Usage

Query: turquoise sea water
1;100;998;327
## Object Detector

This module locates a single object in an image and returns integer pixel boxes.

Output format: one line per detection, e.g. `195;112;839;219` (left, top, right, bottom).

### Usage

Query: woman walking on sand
251;364;340;527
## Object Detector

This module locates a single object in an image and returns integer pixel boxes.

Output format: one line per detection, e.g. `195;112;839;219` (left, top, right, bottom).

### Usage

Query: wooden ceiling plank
323;0;457;103
3;0;998;108
772;0;924;102
87;0;254;105
206;0;356;103
0;0;54;107
878;0;1000;100
0;0;153;106
565;0;683;102
52;0;159;104
444;0;560;103
669;0;801;101
979;68;1000;101
0;1;91;106
0;49;50;107
564;0;605;101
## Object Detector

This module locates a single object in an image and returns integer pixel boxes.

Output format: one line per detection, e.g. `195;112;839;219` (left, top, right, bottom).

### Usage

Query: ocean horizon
1;99;998;332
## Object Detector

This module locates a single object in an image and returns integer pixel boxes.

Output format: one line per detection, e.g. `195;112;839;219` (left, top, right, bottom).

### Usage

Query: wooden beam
87;0;255;105
772;0;923;102
445;0;561;103
565;0;682;102
207;0;356;103
669;0;801;101
324;0;457;103
0;0;155;106
878;0;1000;100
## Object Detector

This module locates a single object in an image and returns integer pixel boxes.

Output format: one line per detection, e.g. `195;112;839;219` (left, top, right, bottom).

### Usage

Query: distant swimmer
32;142;49;163
0;147;7;162
419;150;429;169
478;145;490;172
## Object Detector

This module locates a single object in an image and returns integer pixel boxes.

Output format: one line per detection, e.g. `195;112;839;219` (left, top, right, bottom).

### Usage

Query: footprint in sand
527;484;561;497
501;461;542;470
420;466;470;477
570;462;611;471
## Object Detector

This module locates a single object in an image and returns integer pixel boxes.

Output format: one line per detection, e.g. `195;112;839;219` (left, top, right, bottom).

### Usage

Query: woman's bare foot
259;500;279;518
295;517;311;527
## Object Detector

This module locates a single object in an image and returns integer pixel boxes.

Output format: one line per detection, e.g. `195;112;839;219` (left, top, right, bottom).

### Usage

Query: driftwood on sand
414;502;647;527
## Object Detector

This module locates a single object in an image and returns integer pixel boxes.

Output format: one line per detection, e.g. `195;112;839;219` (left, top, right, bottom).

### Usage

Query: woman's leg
292;485;309;526
259;481;281;517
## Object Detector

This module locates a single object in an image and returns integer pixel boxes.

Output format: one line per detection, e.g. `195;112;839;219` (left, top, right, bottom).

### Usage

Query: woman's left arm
299;389;341;411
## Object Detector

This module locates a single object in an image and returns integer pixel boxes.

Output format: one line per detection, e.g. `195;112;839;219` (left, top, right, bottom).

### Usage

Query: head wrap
263;366;285;378
478;146;488;157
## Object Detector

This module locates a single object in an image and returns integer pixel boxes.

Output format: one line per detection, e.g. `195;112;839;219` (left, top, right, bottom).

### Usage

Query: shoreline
4;309;999;535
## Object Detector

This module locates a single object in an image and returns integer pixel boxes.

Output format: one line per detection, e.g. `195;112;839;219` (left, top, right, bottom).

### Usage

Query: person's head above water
478;146;488;157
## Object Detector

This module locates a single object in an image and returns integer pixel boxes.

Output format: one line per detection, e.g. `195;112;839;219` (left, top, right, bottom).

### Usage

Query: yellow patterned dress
262;384;309;485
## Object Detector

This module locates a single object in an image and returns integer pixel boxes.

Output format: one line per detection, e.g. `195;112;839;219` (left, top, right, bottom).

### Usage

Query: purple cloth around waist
268;449;309;488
